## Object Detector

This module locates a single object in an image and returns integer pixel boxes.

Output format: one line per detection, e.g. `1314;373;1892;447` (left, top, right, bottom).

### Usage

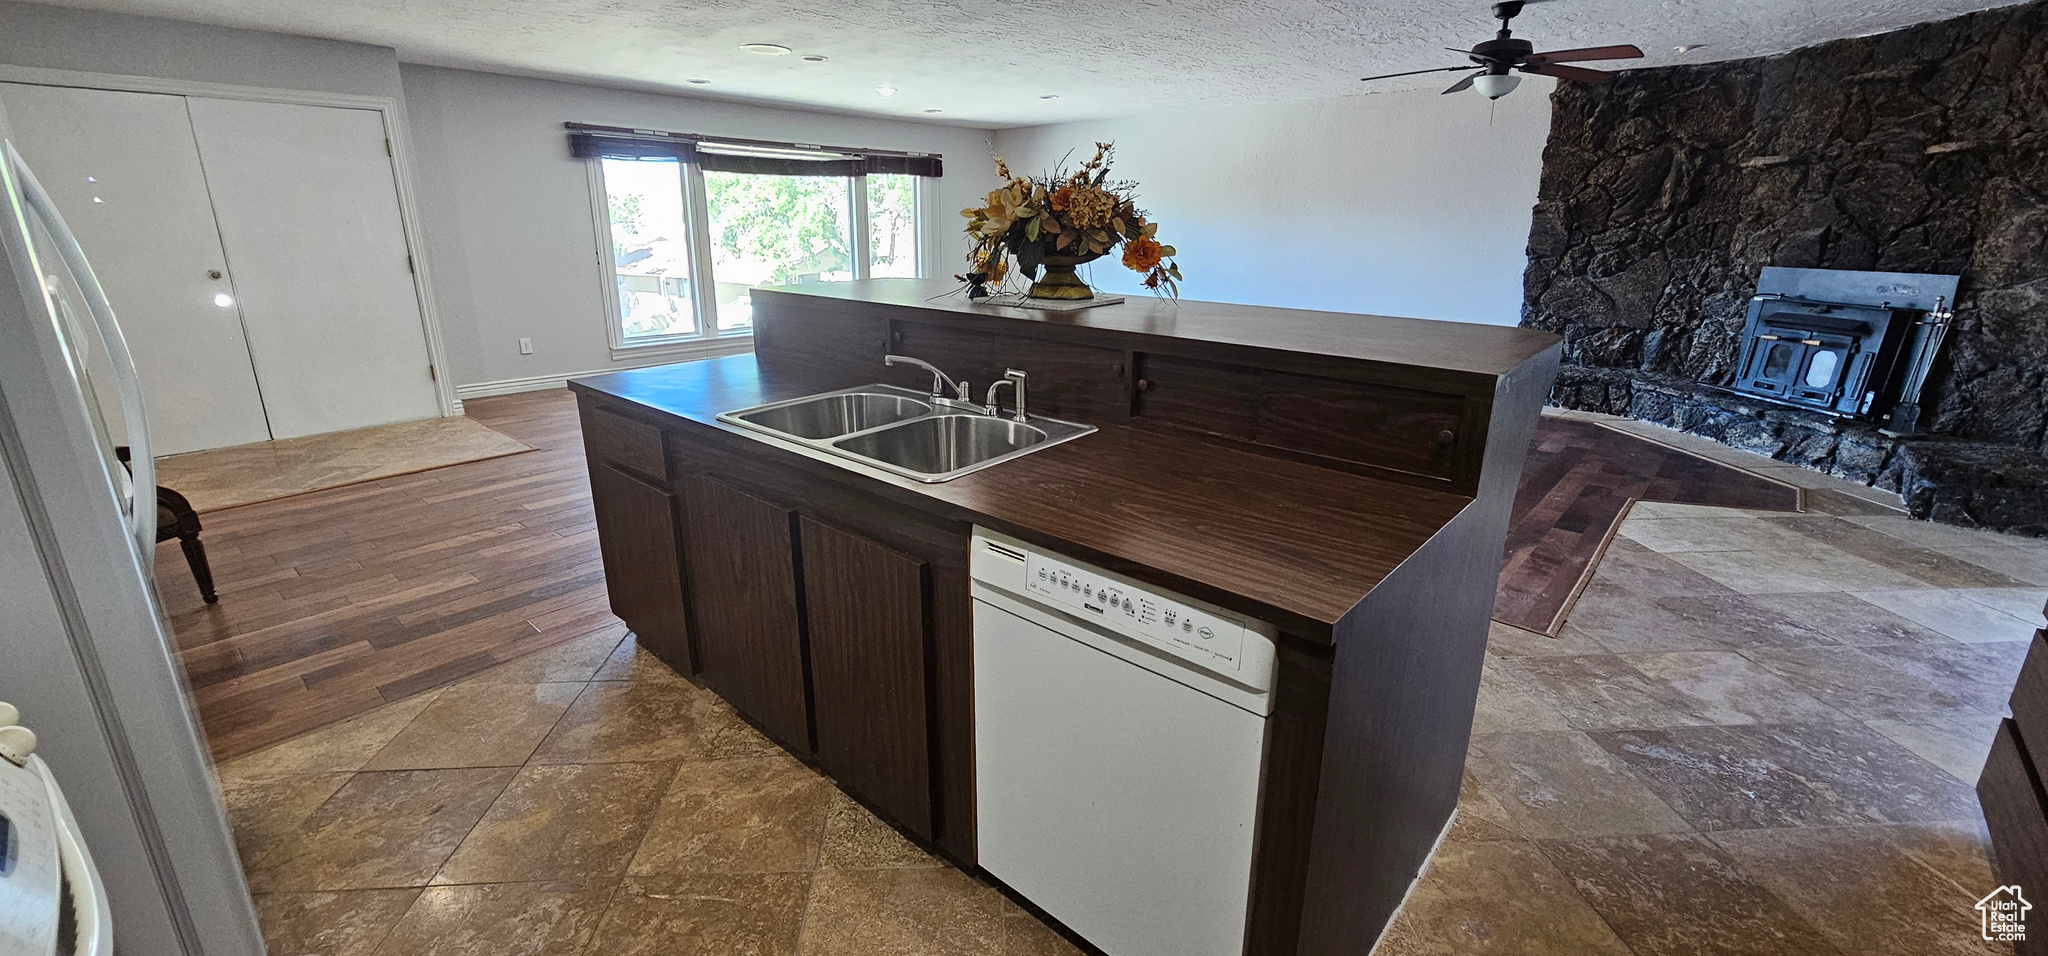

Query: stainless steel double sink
717;384;1096;482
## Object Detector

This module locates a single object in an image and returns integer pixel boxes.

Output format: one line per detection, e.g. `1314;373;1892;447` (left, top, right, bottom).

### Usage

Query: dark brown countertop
571;354;1476;641
756;279;1561;380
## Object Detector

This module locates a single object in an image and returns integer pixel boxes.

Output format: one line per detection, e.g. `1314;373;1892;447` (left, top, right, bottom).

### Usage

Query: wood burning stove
1731;267;1958;434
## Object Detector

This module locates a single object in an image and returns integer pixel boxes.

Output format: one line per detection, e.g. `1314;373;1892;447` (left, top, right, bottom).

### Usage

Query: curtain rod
563;122;940;160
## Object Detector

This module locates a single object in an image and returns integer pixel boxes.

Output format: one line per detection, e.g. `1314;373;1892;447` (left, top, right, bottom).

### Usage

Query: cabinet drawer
581;403;667;479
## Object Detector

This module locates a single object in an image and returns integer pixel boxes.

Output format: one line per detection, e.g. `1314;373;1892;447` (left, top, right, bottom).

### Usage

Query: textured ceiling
41;0;2030;126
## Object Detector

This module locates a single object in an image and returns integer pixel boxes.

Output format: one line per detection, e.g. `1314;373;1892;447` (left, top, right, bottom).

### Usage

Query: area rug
154;415;536;513
1493;416;1802;635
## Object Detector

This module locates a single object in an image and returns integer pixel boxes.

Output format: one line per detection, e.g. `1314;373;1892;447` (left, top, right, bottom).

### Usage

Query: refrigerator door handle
5;141;157;565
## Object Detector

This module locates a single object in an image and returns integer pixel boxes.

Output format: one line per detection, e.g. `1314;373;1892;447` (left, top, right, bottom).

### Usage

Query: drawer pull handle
1135;378;1151;392
1434;429;1457;446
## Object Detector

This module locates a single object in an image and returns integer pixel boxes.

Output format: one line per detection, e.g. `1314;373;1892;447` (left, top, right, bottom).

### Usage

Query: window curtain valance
566;123;942;177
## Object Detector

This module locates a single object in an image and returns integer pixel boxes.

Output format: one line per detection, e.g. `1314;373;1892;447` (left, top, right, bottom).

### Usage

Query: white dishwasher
971;528;1279;956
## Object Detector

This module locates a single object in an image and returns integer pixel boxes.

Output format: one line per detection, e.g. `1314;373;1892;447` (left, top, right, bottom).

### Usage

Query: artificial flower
1122;236;1162;271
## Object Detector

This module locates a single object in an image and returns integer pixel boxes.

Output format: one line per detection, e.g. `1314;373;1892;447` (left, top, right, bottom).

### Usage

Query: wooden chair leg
179;534;218;604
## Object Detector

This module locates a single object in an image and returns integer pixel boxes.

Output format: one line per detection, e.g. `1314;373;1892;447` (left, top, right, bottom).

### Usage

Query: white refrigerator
0;100;264;955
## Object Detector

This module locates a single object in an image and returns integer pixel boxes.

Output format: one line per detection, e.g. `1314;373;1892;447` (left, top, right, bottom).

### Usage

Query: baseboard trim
455;345;752;400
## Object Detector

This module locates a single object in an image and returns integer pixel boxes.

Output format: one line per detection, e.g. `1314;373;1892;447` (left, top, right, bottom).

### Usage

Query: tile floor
217;619;1081;956
214;417;2047;956
1380;496;2044;955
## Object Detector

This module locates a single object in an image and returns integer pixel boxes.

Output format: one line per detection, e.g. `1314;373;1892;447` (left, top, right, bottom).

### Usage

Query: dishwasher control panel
1025;552;1250;670
969;529;1278;693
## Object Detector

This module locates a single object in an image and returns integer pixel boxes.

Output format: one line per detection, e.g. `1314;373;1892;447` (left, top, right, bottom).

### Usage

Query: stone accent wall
1522;0;2048;532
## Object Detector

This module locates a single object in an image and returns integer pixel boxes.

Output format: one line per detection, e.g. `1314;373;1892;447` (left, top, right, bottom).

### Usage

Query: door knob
208;270;223;280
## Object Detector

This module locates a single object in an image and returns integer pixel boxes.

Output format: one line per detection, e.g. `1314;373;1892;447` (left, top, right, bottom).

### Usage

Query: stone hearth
1553;366;2048;535
1523;0;2048;535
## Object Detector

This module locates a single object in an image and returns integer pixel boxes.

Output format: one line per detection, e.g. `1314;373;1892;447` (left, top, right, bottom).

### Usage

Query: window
597;158;699;346
590;157;922;353
703;170;854;332
867;173;918;278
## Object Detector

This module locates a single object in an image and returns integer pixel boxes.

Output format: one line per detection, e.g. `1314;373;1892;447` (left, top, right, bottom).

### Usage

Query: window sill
610;334;754;364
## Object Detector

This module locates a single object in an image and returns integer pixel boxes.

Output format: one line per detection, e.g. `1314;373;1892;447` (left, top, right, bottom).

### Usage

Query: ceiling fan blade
1360;65;1479;82
1522;62;1615;83
1442;72;1478;95
1526;44;1644;64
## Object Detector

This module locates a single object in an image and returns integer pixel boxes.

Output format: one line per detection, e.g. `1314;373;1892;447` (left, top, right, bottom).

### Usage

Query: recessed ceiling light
876;85;898;96
801;54;828;62
1674;44;1706;53
923;108;943;113
1039;94;1059;100
686;78;711;84
739;43;792;55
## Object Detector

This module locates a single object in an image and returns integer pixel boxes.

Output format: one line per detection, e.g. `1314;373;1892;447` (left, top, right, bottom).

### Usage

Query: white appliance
0;704;110;956
0;101;264;955
971;528;1280;956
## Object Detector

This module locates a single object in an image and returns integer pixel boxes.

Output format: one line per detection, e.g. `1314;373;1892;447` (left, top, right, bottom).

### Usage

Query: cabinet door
588;462;693;672
799;517;933;837
682;475;812;753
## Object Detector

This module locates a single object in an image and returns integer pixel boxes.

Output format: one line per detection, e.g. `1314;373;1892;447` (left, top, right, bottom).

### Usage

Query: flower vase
1028;253;1103;300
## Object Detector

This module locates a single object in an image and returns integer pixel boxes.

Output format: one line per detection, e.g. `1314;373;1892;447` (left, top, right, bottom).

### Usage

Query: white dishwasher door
973;596;1269;956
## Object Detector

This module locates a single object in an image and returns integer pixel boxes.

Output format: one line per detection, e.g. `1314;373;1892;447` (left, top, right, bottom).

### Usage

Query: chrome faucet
885;354;970;403
984;368;1028;421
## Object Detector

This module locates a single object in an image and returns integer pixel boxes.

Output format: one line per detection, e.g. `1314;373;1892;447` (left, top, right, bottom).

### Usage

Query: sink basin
728;391;931;440
717;383;1095;482
833;415;1048;477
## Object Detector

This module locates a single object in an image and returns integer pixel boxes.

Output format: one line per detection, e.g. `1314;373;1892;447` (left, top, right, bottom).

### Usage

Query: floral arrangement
959;142;1182;299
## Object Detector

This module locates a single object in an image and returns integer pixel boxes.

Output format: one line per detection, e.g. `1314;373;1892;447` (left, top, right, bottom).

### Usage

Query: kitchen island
569;279;1559;956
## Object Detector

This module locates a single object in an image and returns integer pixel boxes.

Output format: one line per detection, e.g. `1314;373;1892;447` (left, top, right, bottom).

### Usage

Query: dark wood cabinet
574;279;1561;955
799;516;934;838
1981;630;2048;956
588;462;694;673
681;474;813;753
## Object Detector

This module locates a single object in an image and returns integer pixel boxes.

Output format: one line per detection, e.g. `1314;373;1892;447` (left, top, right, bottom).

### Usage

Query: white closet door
184;98;439;439
0;83;273;455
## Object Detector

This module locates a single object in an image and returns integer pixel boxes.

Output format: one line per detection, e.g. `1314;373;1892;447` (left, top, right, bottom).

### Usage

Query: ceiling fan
1361;0;1644;100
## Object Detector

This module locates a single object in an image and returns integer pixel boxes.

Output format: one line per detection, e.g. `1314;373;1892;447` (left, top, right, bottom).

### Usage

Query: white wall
400;64;998;389
0;0;402;99
991;86;1551;326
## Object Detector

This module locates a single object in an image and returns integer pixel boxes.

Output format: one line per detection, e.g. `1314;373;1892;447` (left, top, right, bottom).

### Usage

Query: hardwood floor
1493;416;1802;635
159;389;615;761
166;393;1811;760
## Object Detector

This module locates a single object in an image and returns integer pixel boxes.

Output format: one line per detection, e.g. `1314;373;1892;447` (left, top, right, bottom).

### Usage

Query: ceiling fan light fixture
1473;72;1521;99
